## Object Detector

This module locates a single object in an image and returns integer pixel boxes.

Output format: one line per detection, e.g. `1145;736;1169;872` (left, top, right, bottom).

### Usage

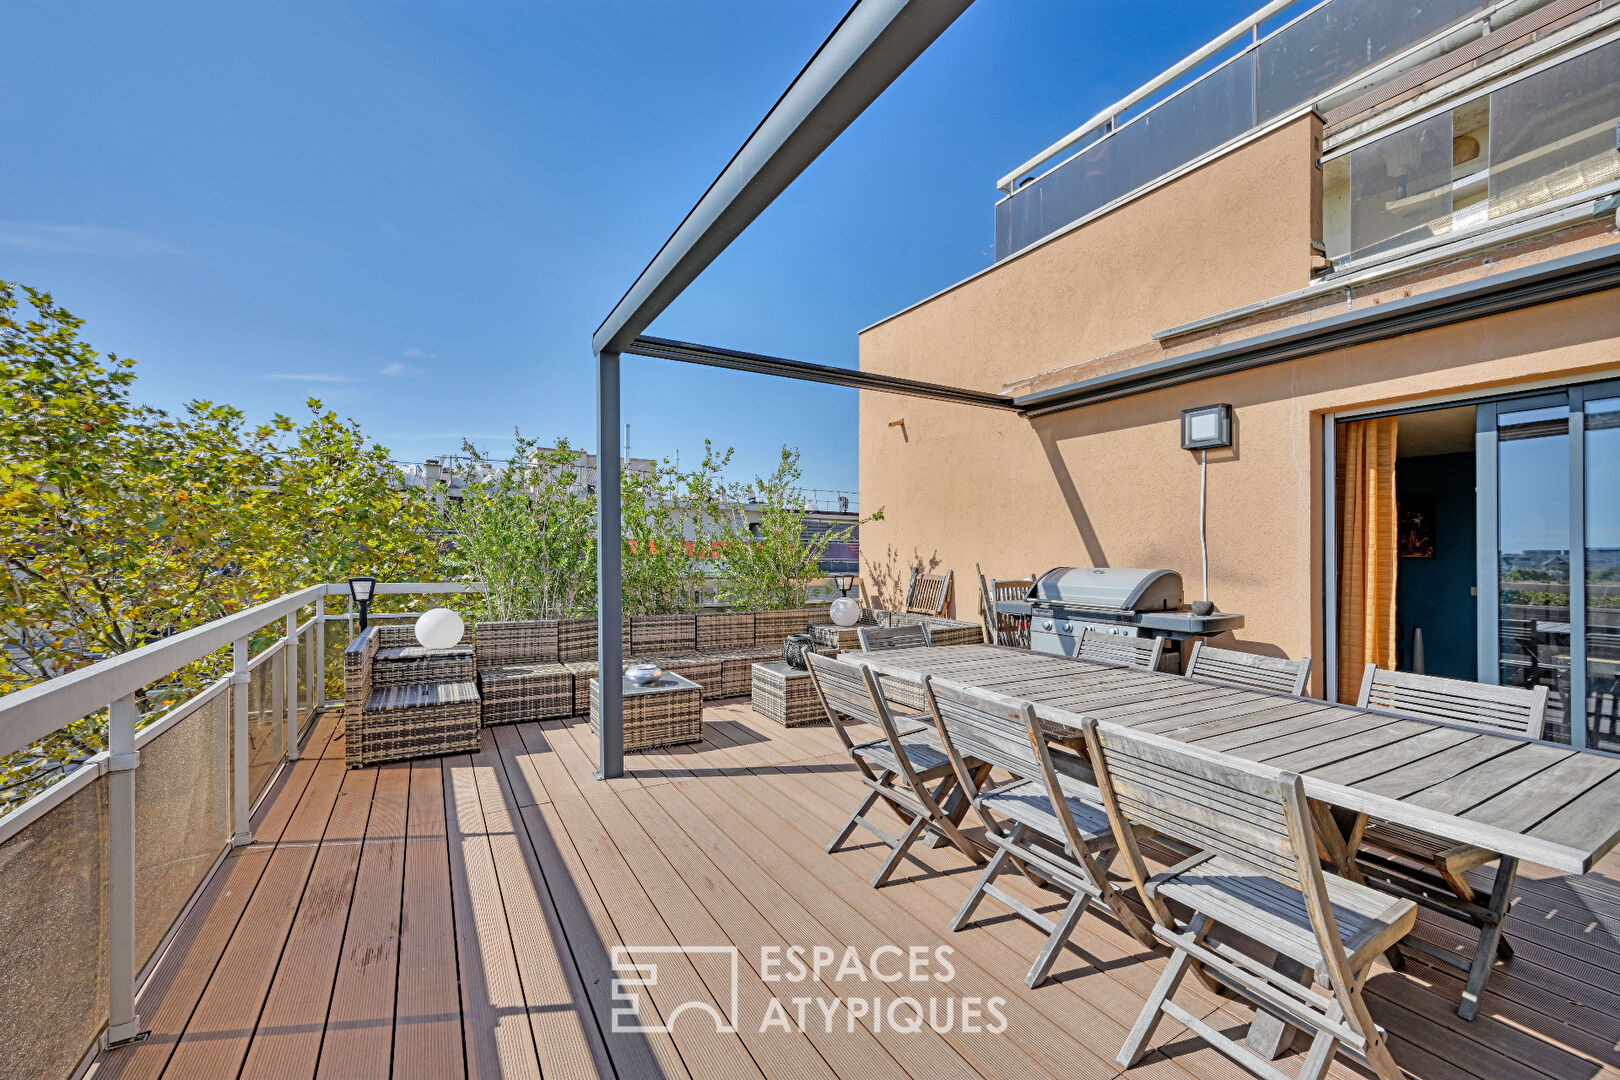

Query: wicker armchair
344;626;480;767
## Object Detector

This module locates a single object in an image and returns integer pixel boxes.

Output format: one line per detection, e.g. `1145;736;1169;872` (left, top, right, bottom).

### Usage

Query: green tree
0;283;444;807
621;448;731;615
711;446;880;611
442;435;597;620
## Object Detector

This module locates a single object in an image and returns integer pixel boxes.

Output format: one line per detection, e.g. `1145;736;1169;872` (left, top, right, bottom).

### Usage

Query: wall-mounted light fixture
1181;403;1233;451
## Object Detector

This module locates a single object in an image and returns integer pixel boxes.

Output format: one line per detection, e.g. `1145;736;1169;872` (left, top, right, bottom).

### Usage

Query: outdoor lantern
347;575;378;630
833;573;854;597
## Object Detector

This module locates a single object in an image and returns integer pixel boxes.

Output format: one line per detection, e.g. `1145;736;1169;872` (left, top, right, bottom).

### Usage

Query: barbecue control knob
1060;621;1072;633
1040;619;1052;631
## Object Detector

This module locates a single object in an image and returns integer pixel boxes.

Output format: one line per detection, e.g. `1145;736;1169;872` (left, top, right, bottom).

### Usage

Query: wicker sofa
344;624;481;767
476;609;823;726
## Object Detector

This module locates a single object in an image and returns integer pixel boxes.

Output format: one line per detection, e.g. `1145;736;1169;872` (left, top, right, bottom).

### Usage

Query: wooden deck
88;701;1620;1080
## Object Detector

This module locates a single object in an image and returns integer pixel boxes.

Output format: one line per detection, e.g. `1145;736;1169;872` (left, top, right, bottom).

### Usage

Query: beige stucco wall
858;116;1620;698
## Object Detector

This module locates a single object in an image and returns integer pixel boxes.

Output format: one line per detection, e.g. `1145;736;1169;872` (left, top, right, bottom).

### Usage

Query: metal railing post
285;611;299;761
597;350;624;780
105;692;144;1047
231;637;250;846
314;594;326;710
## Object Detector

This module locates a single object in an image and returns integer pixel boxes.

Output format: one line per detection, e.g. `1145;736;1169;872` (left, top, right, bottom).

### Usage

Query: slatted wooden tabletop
852;644;1620;875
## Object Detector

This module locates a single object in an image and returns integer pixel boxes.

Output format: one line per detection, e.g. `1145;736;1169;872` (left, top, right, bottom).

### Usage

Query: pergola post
596;350;624;780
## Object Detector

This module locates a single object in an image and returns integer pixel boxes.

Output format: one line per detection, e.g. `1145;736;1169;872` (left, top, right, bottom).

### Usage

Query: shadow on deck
87;701;1620;1080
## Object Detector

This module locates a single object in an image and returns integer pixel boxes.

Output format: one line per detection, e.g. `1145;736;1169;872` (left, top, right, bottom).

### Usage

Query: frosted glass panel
135;692;231;968
0;778;109;1080
247;656;281;804
1490;40;1620;219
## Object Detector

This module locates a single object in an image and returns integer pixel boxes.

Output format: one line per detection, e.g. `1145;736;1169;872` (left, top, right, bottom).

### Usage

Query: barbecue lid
1028;567;1184;612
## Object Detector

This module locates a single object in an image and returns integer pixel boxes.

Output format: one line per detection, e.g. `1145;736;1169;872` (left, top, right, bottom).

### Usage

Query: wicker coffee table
589;672;703;751
751;662;826;727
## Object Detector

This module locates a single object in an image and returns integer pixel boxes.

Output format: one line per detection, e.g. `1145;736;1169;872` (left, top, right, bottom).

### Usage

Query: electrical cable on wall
1200;448;1209;603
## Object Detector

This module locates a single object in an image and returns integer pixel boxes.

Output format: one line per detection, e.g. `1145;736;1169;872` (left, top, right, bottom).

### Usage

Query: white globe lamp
829;597;861;628
415;607;465;650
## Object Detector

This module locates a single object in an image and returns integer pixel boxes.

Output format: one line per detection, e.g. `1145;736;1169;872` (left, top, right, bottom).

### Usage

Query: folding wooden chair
925;676;1154;986
1082;717;1415;1080
976;566;1034;647
1350;664;1548;1020
1074;627;1164;671
806;653;983;888
904;568;953;616
1186;641;1312;694
857;623;932;710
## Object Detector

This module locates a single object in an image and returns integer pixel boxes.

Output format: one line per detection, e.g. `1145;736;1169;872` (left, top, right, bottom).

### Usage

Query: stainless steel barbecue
996;567;1244;667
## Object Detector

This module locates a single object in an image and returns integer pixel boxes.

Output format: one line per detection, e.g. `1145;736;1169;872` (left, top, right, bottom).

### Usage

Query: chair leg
828;788;881;854
1027;889;1090;988
1118;918;1203;1069
872;813;929;889
951;837;1017;931
1459;857;1519;1021
1296;1028;1340;1080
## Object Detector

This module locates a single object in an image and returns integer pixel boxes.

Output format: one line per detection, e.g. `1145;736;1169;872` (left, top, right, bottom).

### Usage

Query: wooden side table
590;672;702;751
751;662;826;727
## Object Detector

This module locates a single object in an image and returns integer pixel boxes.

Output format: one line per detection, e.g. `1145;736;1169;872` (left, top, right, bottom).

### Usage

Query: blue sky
1;1;1255;495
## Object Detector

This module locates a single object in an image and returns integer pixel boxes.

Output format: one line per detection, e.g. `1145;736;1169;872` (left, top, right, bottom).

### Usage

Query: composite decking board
466;736;613;1080
649;721;1260;1080
91;708;344;1080
507;723;698;1080
489;724;553;808
313;760;411;1080
514;723;761;1080
393;758;465;1080
238;764;379;1080
86;698;1620;1080
595;717;1232;1080
158;737;351;1080
441;751;544;1080
537;722;872;1080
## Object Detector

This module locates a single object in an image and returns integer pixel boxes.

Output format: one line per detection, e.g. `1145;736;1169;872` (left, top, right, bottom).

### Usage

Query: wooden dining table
850;642;1620;1054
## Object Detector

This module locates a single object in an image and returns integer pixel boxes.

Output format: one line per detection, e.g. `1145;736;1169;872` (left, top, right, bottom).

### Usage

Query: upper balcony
994;0;1620;267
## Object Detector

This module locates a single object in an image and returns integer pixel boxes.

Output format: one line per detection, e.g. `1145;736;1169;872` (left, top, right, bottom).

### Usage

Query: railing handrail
0;580;485;761
995;0;1297;193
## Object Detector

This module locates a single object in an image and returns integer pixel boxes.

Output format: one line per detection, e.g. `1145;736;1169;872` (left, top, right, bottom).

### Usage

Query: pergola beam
628;336;1016;410
592;0;973;358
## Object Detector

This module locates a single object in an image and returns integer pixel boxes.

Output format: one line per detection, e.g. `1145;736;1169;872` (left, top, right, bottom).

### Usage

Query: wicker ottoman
751;662;826;727
590;673;703;751
479;662;575;724
348;682;481;767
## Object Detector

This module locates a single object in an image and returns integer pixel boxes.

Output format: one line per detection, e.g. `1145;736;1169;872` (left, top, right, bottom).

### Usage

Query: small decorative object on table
626;662;664;685
782;633;815;670
752;661;825;727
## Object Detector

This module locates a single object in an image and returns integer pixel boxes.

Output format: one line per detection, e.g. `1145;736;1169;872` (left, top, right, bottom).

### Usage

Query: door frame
1322;373;1620;745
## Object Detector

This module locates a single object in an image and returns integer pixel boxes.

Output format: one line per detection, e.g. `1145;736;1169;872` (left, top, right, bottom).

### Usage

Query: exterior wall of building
858;116;1620;697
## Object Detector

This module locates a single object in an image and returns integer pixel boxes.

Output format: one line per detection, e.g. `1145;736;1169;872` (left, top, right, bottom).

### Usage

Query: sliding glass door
1478;380;1620;749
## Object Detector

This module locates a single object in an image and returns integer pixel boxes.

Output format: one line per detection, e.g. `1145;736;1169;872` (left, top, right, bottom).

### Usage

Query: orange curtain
1337;417;1399;702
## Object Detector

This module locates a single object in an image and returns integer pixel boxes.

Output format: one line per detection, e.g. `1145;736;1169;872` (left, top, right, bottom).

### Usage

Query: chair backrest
905;569;953;616
806;653;911;766
1356;664;1548;739
858;623;931;652
1075;628;1164;671
1081;717;1358;1007
1185;642;1311;696
926;676;1099;861
987;576;1034;647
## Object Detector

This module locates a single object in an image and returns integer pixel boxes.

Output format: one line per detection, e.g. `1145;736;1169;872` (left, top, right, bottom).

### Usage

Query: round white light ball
829;597;861;628
415;607;465;650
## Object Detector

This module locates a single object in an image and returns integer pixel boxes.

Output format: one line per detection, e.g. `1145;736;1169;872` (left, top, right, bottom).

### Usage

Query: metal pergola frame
590;0;976;778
